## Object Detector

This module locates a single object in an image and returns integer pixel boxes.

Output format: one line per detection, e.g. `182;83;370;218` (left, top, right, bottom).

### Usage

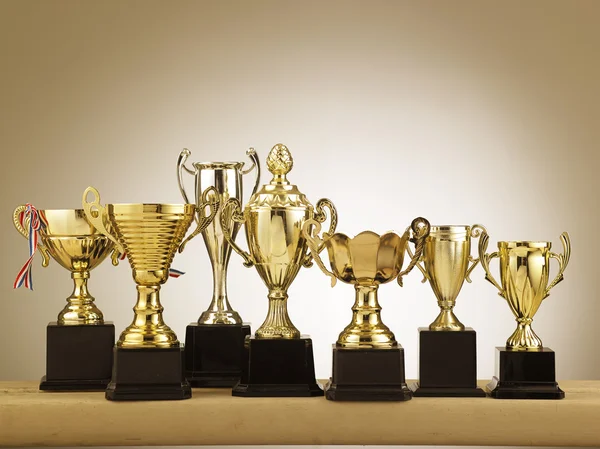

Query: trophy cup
82;186;218;400
479;230;571;399
303;218;430;401
177;147;260;387
13;205;119;391
409;225;487;397
221;143;337;397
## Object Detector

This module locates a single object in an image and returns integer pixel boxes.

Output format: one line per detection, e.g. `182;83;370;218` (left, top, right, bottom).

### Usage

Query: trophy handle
177;148;197;204
82;187;125;255
221;198;254;267
544;231;571;299
478;230;504;297
405;245;429;283
398;217;431;287
179;186;220;253
13;205;50;267
240;147;261;198
303;198;338;268
302;218;337;287
465;224;487;283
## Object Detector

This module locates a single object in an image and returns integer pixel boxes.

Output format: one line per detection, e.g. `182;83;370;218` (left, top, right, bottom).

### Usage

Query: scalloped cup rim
325;230;404;240
499;240;551;248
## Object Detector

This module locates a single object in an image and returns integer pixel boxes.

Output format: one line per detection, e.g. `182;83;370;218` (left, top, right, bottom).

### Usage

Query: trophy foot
506;322;543;350
40;322;114;391
184;322;251;388
118;325;180;348
197;310;243;325
429;308;465;332
57;303;104;325
337;325;398;348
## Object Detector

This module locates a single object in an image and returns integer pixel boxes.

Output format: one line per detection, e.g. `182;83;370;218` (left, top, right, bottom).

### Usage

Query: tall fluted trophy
13;205;119;390
410;225;487;397
177;148;260;387
83;187;218;400
479;230;570;399
304;219;430;401
222;143;337;397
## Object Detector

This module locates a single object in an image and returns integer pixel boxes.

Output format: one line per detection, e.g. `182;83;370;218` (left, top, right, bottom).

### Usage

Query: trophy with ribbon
177;147;260;387
303;218;430;401
83;186;218;400
479;230;571;399
221;143;337;397
13;204;120;390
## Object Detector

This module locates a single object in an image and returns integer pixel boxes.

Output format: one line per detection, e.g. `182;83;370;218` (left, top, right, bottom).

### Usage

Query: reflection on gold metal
177;147;260;325
13;206;120;325
82;186;218;348
221;143;337;339
479;230;571;351
413;225;486;331
303;218;430;348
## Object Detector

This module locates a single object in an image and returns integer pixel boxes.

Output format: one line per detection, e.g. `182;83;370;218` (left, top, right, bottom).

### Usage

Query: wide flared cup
13;206;119;325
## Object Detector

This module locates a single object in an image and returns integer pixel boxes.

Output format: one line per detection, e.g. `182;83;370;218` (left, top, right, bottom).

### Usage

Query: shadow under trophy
177;147;260;387
479;230;571;399
13;205;119;390
304;218;430;401
410;225;487;397
221;143;337;397
83;186;218;400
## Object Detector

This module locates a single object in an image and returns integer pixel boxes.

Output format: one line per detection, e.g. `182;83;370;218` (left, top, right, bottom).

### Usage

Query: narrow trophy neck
117;285;179;348
198;255;242;324
429;299;465;331
255;290;300;339
58;271;104;325
506;317;543;351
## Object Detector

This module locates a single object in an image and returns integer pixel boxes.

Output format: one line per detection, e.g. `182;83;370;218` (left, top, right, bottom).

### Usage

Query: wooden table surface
1;380;599;447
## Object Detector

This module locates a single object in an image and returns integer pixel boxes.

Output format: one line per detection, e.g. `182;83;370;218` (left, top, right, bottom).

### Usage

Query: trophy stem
337;285;397;348
118;285;179;348
506;318;543;351
429;300;465;331
198;259;242;325
58;271;104;325
255;290;300;339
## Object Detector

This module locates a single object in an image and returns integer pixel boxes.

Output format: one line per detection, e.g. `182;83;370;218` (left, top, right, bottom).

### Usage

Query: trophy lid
246;144;313;210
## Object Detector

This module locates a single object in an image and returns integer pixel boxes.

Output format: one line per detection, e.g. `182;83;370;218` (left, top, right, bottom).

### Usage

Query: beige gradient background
1;0;599;385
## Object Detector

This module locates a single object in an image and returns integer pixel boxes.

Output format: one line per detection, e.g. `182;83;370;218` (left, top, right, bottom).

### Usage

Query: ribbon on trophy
13;204;48;290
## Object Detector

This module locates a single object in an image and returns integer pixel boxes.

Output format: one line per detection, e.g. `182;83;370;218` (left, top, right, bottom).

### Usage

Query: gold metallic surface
304;218;430;348
479;231;571;351
83;187;218;348
177;147;260;324
222;143;337;339
414;225;486;331
13;206;119;325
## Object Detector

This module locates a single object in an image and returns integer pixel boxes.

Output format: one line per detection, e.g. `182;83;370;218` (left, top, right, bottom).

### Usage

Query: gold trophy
82;186;218;400
303;219;430;401
479;230;571;399
177;147;260;387
221;143;337;397
13;206;119;391
410;225;487;397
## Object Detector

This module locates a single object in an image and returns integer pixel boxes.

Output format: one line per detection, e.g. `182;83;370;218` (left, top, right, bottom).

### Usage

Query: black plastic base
40;322;114;391
232;336;323;397
325;346;412;401
184;323;251;387
412;327;484;397
487;347;564;399
106;346;191;401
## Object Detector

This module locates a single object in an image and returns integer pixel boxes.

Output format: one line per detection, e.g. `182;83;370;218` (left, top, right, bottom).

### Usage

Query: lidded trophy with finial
222;143;337;397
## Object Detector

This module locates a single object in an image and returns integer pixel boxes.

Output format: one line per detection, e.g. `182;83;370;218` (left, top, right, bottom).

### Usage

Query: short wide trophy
304;219;430;401
479;230;570;399
222;143;337;397
410;225;487;397
177;148;260;387
13;206;119;390
83;187;218;400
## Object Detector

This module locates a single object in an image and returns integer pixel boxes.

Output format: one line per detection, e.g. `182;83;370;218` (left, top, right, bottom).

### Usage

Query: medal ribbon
13;204;48;290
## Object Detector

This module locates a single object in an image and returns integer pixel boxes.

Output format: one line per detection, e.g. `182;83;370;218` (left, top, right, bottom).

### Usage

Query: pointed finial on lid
266;144;293;177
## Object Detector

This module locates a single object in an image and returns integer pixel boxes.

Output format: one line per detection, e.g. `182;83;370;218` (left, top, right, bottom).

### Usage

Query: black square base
412;327;485;397
325;346;412;401
40;322;114;391
487;347;564;399
184;323;251;387
232;336;323;397
106;346;191;401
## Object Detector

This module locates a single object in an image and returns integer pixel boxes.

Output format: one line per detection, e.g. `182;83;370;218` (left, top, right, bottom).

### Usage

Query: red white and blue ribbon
14;204;48;290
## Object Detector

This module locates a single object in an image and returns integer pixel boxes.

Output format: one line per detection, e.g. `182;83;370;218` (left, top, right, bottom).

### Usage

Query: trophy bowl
13;206;119;325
